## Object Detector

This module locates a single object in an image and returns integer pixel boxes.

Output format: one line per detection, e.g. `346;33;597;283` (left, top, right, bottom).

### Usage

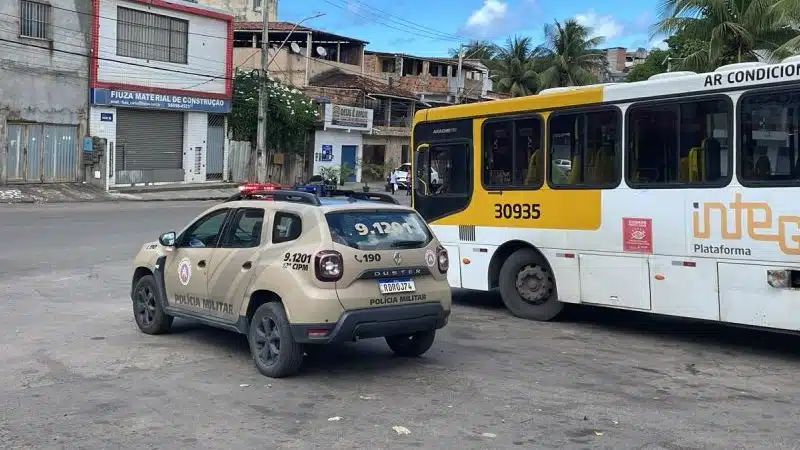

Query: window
220;208;265;248
548;108;620;188
325;210;431;250
416;143;470;195
627;97;731;187
272;212;302;244
117;7;189;64
483;117;543;189
20;0;51;40
739;89;800;186
179;209;230;248
253;0;262;10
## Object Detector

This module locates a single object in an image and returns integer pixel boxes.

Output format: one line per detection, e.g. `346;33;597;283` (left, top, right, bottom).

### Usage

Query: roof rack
225;189;322;206
330;190;401;205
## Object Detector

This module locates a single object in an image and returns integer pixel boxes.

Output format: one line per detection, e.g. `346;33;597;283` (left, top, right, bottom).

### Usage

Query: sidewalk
0;181;411;205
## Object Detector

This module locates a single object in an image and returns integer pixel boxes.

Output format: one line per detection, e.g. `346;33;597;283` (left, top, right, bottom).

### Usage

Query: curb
2;197;228;205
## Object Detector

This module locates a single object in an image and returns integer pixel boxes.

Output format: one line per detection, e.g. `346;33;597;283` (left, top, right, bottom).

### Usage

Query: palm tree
536;19;607;89
490;36;540;97
652;0;800;72
449;40;498;62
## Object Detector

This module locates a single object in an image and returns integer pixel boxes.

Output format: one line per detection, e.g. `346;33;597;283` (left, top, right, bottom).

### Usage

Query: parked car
392;163;439;189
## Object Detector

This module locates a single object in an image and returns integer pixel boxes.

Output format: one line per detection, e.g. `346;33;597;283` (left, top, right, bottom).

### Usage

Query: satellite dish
290;42;301;53
316;46;328;57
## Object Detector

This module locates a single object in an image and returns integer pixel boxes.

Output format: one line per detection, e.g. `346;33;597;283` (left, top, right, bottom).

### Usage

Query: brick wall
397;75;449;94
364;54;381;74
303;86;365;107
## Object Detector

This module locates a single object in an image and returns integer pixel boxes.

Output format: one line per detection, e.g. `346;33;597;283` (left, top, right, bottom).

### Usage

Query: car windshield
325;209;432;250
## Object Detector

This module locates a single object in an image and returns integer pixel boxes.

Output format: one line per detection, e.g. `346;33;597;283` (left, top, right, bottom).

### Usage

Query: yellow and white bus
411;58;800;332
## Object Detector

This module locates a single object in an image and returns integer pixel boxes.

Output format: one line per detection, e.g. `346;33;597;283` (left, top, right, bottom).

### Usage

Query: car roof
219;189;414;214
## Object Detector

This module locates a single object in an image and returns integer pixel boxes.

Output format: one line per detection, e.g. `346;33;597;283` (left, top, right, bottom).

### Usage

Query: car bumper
290;302;450;344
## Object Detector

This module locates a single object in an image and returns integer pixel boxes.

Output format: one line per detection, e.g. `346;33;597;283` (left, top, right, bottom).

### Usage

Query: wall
198;0;276;22
312;129;363;181
88;106;118;186
234;46;308;87
95;0;231;95
363;134;407;167
0;0;91;183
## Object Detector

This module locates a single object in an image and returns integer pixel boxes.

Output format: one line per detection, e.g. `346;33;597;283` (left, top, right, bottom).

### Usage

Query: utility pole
255;2;270;182
455;44;464;104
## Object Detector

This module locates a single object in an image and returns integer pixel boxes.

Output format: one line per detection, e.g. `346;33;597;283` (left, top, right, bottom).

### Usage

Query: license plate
378;278;416;294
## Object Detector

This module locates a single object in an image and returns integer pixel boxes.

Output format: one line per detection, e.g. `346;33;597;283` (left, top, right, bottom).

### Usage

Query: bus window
482;116;543;189
548;108;620;188
739;89;800;186
420;143;470;196
627;98;731;187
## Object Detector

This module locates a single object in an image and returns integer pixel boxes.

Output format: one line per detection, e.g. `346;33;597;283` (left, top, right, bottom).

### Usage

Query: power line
344;0;473;42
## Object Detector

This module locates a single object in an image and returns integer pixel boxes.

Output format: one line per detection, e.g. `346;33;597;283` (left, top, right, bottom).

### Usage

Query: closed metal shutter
115;109;184;183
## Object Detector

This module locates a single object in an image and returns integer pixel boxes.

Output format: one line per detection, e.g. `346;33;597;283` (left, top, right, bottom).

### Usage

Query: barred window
117;7;188;64
20;0;51;40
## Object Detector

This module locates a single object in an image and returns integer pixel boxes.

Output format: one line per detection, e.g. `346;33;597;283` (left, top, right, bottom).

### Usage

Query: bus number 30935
494;203;541;219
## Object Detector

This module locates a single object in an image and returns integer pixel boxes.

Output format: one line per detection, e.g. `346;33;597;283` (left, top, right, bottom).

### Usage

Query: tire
248;302;304;378
498;248;564;321
386;330;436;357
132;275;174;335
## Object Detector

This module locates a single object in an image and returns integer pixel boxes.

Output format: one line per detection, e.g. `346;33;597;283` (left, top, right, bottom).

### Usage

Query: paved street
1;201;799;449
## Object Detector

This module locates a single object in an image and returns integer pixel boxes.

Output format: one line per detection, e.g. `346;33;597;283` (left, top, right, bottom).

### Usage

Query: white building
89;0;233;186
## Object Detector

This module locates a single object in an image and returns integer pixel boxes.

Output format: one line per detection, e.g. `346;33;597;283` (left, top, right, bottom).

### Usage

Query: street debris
359;395;375;400
392;426;411;435
239;384;249;387
328;416;342;422
594;431;603;436
481;432;497;438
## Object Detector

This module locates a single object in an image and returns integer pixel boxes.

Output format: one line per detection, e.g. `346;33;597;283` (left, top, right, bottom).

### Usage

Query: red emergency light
238;181;282;193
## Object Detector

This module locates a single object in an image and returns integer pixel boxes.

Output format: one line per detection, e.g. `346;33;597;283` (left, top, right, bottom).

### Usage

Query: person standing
389;171;398;195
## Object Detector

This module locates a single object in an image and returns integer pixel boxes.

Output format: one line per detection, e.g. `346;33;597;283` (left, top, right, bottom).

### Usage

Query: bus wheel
498;248;563;321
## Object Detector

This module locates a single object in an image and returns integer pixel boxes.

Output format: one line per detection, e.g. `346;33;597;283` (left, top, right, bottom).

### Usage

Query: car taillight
436;245;449;273
315;250;343;282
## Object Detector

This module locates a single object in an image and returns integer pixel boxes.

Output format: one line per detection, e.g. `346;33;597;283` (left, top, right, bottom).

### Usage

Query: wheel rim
134;285;157;327
514;264;554;305
254;317;281;366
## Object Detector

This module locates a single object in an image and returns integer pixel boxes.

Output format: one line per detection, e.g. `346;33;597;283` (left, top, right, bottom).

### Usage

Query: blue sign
91;88;231;113
83;137;93;152
321;144;333;162
100;112;113;122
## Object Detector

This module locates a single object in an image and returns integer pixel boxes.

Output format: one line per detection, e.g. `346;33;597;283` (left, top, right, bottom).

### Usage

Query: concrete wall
96;0;229;94
312;129;364;182
199;0;276;22
183;112;209;183
0;0;91;183
363;134;408;168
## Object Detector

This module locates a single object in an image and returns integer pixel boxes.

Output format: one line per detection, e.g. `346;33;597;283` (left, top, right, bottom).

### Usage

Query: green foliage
536;19;606;89
339;162;354;185
228;70;317;154
491;36;540;97
626;49;670;82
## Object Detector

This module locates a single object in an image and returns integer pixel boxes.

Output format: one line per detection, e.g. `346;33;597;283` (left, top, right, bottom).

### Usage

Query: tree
449;40;498;62
536;19;607;89
228;70;317;155
490;36;540;97
651;0;800;72
626;49;670;82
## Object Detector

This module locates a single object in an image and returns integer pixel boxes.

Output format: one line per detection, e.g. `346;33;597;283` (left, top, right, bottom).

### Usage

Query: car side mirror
159;231;177;247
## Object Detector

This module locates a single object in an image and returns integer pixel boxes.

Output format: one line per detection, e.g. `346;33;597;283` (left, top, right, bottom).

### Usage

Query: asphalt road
1;201;799;449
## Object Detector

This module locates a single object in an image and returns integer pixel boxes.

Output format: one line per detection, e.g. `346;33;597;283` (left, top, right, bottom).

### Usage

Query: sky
278;0;670;57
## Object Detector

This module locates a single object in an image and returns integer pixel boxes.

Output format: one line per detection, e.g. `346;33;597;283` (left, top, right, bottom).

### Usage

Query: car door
206;207;267;322
165;207;232;316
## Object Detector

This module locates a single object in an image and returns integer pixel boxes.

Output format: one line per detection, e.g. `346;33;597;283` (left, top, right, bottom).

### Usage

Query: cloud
462;0;508;37
575;10;623;39
649;37;669;50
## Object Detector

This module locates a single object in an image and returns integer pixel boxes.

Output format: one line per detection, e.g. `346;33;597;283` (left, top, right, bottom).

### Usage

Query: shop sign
324;103;373;132
90;88;231;113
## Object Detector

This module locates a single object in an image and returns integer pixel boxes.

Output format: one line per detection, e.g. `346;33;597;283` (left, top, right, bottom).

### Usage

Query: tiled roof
309;69;418;101
234;21;368;43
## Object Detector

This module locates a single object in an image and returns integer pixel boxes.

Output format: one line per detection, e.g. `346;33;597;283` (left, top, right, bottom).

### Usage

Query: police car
130;184;452;378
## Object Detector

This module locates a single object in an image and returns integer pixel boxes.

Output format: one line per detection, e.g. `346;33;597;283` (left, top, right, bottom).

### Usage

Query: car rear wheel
248;302;304;378
498;248;564;321
132;275;173;335
386;330;436;357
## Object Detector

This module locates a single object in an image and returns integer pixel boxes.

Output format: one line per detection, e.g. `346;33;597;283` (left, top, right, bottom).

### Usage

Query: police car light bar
238;182;279;192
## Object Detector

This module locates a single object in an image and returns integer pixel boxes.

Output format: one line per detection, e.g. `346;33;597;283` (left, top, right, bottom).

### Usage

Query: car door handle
242;261;252;270
197;260;206;268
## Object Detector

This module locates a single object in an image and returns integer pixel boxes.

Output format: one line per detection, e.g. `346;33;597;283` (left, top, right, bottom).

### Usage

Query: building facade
198;0;277;22
305;69;419;183
89;0;233;186
1;0;92;184
364;51;492;105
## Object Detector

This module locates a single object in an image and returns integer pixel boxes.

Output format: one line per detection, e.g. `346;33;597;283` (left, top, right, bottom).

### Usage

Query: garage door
115;109;184;183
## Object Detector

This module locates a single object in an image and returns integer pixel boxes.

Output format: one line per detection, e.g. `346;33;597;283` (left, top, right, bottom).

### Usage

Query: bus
411;57;800;332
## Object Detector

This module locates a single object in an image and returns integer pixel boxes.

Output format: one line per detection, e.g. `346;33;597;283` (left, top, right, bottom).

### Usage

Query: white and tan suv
130;188;452;378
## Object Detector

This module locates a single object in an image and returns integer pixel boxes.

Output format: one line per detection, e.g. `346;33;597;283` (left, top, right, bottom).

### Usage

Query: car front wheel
132;274;173;335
